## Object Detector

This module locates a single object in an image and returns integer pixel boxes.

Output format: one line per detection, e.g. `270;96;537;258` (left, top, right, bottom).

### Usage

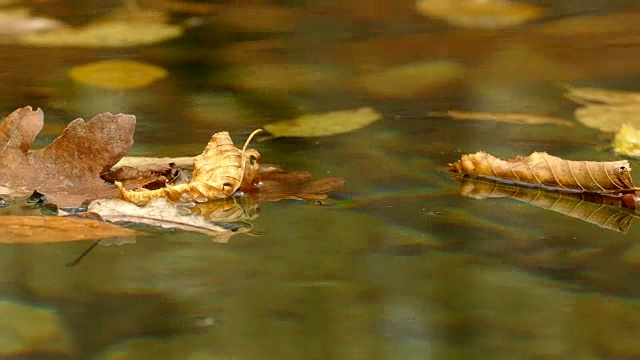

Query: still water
1;0;640;359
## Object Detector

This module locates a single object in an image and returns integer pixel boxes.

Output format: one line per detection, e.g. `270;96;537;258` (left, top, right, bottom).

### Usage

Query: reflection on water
3;0;640;358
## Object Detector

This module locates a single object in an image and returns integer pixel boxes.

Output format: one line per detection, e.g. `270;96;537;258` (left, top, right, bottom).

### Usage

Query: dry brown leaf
0;215;140;243
458;176;636;233
116;130;262;204
450;151;637;193
87;198;251;243
256;168;345;201
436;110;574;126
0;106;135;206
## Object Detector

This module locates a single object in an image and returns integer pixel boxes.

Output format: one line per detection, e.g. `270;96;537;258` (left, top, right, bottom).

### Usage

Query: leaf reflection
456;176;638;233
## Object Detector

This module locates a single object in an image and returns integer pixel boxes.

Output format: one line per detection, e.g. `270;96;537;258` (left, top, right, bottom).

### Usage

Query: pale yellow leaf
416;0;545;29
264;107;382;138
614;123;640;158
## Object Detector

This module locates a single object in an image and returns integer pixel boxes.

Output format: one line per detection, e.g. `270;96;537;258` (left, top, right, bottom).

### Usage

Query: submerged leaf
458;177;636;233
0;215;140;243
68;60;168;90
88;198;251;242
450;151;637;193
416;0;545;29
613;123;640;158
264;107;381;138
355;60;465;99
0;106;135;206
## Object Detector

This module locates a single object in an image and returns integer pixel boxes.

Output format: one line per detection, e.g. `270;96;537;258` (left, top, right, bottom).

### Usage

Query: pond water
2;1;640;359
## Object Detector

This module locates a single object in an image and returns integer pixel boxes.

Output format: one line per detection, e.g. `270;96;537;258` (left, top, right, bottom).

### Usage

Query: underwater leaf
116;130;262;204
565;86;640;133
613;123;640;158
0;106;135;206
458;177;636;233
68;60;168;90
355;60;465;99
416;0;545;29
20;12;182;47
257;168;345;201
435;110;574;126
0;215;140;243
264;107;381;138
450;151;637;193
88;198;251;242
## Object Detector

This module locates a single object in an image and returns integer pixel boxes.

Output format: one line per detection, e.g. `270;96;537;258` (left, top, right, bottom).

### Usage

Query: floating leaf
0;10;61;36
0;215;140;243
88;198;251;243
264;107;381;138
565;86;640;133
435;110;574;127
0;106;135;207
613;123;640;158
68;60;168;90
450;151;637;193
355;60;465;98
219;63;343;92
116;130;262;204
21;15;182;47
416;0;545;29
458;176;636;233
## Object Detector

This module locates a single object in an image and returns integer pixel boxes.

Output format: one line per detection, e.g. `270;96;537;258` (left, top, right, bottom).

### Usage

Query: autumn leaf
0;106;135;206
256;168;345;201
264;107;382;138
416;0;545;29
68;60;168;90
434;110;574;127
115;130;262;204
450;151;638;194
458;176;636;233
0;215;140;243
87;198;251;243
613;124;640;158
565;85;640;133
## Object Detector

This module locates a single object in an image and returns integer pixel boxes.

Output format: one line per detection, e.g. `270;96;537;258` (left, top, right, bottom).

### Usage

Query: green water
2;1;640;359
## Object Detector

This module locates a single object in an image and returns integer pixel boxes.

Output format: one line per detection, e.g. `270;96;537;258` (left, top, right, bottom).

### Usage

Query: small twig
65;239;102;267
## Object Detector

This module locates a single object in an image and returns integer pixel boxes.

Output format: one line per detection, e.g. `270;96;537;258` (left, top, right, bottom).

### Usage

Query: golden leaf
116;130;262;204
416;0;545;29
613;123;640;158
264;107;381;138
68;60;168;90
435;110;574;127
565;85;640;133
450;151;637;193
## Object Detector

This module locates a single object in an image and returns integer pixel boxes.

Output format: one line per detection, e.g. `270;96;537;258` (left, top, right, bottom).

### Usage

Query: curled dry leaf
116;130;262;204
0;215;140;243
458;176;636;233
450;151;638;194
0;106;135;206
436;110;574;127
87;198;251;243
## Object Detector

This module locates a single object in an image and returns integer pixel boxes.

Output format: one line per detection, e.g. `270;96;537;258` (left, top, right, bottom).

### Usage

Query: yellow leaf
416;0;545;29
264;107;382;138
614;123;640;158
68;60;168;90
565;86;640;133
355;60;465;99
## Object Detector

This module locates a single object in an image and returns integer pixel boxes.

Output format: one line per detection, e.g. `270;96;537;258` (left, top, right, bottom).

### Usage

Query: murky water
3;1;640;359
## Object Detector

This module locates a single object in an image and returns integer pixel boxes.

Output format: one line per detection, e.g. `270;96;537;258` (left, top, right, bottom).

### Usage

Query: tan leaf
68;60;167;90
0;106;135;207
0;215;140;243
450;151;637;193
264;107;381;138
436;110;574;126
116;130;262;204
87;198;251;243
565;86;640;133
458;177;636;233
256;168;345;201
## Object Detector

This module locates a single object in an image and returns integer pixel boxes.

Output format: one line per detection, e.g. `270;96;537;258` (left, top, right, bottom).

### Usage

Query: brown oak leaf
0;106;135;206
